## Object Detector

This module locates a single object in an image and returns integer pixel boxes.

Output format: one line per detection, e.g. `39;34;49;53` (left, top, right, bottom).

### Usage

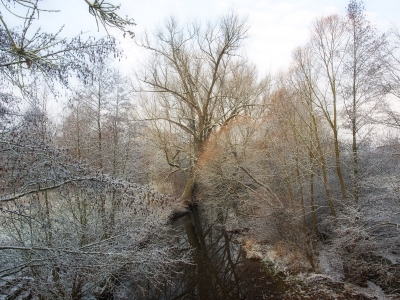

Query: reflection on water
175;208;245;300
110;208;287;300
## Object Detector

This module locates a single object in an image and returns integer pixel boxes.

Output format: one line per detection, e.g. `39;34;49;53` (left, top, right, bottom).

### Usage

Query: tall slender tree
344;0;387;204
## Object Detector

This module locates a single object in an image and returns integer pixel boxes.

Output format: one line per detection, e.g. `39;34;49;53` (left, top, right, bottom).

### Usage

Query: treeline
0;2;187;299
1;0;400;298
129;0;400;293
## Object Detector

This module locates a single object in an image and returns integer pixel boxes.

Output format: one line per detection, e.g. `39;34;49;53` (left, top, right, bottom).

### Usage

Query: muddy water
111;208;289;299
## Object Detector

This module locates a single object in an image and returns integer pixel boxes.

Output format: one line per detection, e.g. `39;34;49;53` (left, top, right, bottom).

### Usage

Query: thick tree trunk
179;175;195;205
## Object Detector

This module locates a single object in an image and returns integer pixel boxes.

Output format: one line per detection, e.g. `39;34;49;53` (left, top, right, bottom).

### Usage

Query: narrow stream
109;208;288;300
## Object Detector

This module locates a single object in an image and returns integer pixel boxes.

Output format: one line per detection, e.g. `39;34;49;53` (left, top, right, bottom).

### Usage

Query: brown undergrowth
241;237;394;300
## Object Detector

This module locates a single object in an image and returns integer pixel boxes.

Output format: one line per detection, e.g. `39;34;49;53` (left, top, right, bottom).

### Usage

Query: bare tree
385;27;400;101
343;0;388;204
137;13;269;203
290;48;338;222
0;104;188;298
0;2;193;298
0;0;134;98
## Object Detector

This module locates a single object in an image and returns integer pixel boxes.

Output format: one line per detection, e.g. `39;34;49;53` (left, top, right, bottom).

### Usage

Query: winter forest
1;0;400;299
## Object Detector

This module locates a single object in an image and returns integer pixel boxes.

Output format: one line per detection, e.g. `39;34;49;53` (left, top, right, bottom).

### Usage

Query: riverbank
242;238;396;300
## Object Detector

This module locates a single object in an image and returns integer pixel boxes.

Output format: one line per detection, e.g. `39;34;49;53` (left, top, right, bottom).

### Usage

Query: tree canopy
0;0;135;97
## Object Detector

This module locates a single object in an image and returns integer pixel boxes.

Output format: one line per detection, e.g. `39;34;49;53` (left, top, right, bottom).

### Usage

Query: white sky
3;0;400;116
98;0;399;76
10;0;397;76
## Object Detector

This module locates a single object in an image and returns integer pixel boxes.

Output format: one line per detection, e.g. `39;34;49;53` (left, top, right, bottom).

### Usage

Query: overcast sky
6;0;395;76
123;0;399;76
3;0;400;116
5;0;399;75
